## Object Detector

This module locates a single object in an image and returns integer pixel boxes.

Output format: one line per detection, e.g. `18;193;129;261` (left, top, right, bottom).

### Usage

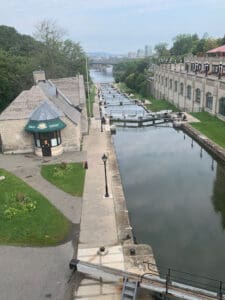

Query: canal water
91;69;225;282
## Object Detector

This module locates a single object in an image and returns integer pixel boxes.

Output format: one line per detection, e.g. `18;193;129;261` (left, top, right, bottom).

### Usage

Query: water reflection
113;126;225;280
212;163;225;229
90;68;114;83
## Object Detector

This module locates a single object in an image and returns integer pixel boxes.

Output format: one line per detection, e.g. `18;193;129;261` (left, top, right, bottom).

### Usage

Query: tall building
137;49;145;58
145;45;152;57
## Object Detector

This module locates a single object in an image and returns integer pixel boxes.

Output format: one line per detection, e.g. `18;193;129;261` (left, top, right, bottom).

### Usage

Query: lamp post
102;154;109;197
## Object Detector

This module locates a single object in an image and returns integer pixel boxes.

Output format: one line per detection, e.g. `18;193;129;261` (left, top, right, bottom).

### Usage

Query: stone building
0;70;88;156
153;46;225;121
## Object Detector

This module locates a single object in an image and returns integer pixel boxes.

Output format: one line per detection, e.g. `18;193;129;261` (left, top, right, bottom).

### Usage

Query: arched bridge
89;57;124;65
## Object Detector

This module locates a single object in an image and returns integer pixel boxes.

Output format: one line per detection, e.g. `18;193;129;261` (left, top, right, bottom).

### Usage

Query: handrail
70;259;224;300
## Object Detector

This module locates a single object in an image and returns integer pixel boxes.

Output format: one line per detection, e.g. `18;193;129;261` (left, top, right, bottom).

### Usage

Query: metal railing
142;261;225;298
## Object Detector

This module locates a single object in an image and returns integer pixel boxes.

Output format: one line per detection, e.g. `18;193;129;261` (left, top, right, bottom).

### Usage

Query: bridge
89;57;124;65
70;259;225;300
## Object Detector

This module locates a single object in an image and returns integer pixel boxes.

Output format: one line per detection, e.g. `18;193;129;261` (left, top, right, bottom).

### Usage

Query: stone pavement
0;242;75;300
74;93;124;299
79;116;118;247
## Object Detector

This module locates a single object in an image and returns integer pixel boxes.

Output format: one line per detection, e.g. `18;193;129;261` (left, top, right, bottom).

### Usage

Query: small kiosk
25;100;66;157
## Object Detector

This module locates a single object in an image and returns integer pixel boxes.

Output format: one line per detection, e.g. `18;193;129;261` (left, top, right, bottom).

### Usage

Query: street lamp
102;154;109;197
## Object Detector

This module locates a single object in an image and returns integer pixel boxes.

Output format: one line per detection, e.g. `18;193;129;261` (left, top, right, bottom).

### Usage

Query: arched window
187;85;192;100
195;88;201;103
206;92;213;110
219;98;225;116
169;79;172;89
180;83;184;95
174;81;178;92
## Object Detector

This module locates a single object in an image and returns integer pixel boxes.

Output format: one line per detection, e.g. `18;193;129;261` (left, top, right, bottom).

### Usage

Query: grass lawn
0;169;71;246
146;97;179;112
190;112;225;148
117;82;179;112
41;162;86;197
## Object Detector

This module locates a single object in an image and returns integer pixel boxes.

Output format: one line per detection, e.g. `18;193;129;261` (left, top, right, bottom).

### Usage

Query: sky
1;0;225;54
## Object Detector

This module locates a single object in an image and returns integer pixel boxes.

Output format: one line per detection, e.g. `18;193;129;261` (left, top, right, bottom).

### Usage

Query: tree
154;43;169;57
170;34;199;56
34;20;66;78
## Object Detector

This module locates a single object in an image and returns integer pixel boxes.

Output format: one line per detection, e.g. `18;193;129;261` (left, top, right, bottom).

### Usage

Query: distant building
137;49;145;58
145;45;152;57
153;47;225;121
207;45;225;57
128;52;137;59
0;71;88;156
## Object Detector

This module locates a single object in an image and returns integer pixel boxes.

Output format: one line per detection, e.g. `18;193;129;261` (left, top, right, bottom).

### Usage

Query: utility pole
86;56;91;117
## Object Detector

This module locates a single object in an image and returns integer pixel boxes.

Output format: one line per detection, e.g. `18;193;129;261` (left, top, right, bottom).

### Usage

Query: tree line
0;21;87;112
114;33;225;97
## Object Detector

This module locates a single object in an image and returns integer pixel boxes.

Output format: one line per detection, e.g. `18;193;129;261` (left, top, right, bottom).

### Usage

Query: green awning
25;118;66;133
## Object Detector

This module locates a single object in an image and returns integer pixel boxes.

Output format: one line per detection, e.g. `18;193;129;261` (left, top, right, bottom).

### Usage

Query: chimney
33;70;46;85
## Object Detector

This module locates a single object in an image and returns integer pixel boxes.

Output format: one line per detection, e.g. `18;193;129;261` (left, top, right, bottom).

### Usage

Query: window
165;78;168;87
195;88;201;103
187;85;192;100
33;131;62;148
158;75;160;83
161;77;164;85
219;98;225;116
174;81;178;92
180;83;184;95
206;92;213;110
169;79;172;89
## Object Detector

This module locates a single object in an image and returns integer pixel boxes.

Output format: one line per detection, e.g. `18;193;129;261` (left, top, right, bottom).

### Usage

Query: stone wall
154;65;225;117
61;117;81;152
182;123;225;162
0;119;34;154
0;116;81;155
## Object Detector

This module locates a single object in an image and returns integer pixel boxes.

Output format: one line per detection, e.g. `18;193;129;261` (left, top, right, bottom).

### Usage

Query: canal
91;69;225;282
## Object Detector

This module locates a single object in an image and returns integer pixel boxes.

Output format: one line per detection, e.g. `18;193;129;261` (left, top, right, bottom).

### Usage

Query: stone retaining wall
107;132;158;274
182;123;225;162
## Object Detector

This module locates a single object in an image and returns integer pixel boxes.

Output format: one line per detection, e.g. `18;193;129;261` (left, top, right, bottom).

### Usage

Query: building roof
0;86;47;120
0;75;83;126
38;81;81;125
29;99;64;121
207;45;225;54
25;118;66;133
50;75;86;106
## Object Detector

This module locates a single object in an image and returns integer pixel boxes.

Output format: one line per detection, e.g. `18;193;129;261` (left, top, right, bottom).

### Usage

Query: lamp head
102;154;108;162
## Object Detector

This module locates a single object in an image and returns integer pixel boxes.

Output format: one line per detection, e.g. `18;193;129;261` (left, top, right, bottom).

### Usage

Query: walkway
0;151;86;300
74;92;124;299
79;115;118;247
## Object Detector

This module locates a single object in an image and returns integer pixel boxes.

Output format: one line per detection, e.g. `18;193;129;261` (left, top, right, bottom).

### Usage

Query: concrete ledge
182;123;225;162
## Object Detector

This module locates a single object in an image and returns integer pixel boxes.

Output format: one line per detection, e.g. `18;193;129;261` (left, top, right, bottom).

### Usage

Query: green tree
154;43;169;57
170;34;199;56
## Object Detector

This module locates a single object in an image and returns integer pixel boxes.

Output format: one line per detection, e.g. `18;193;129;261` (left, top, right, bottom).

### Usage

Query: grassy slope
41;163;86;197
0;169;71;246
190;112;225;148
117;82;179;112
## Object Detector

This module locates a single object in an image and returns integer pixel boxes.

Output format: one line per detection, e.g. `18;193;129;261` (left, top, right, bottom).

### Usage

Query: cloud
1;0;225;53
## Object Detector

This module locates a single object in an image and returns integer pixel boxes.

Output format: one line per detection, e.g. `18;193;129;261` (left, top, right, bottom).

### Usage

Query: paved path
79;100;118;248
0;151;86;300
0;151;86;223
0;242;74;300
74;92;124;299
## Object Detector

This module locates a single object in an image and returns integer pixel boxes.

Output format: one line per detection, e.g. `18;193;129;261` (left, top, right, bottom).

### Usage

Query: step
125;282;137;289
124;289;135;297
